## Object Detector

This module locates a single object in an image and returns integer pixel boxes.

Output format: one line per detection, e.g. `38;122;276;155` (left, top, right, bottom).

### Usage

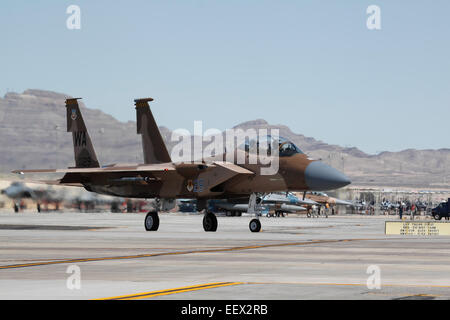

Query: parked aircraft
1;182;65;212
300;191;353;207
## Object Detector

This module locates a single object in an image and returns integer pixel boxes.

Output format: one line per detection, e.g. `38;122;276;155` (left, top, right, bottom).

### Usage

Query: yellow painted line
0;238;371;270
367;292;441;297
97;282;243;300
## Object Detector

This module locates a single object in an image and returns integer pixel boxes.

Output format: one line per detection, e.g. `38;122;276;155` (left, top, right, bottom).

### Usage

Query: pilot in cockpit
242;135;303;157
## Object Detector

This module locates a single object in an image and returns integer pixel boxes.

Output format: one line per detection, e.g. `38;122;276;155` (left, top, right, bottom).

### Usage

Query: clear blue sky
1;1;449;154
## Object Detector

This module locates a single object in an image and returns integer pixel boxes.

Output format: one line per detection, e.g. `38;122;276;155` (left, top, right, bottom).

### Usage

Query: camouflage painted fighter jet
298;191;354;207
293;191;353;216
14;97;351;232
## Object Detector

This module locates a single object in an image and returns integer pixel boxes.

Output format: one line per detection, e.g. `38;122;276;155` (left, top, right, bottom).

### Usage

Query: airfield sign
385;221;450;236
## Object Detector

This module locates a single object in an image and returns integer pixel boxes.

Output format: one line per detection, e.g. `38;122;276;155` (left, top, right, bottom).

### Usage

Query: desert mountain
0;89;449;188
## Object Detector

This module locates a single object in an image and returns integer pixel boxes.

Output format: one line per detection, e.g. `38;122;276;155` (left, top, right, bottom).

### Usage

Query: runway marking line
0;238;372;270
97;282;243;300
98;281;449;300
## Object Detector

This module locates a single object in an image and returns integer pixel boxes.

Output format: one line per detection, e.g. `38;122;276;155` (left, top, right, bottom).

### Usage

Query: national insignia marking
187;180;194;192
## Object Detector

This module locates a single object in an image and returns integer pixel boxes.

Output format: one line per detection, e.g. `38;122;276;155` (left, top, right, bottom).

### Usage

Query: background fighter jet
178;192;317;217
14;97;350;232
293;191;354;216
1;182;65;212
262;192;318;217
298;191;353;206
300;191;354;207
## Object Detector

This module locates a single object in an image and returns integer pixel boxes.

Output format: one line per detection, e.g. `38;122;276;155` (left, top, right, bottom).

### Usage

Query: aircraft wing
296;198;319;206
25;179;84;188
265;203;306;212
12;164;178;187
212;162;254;175
334;199;354;206
12;163;175;175
12;162;254;192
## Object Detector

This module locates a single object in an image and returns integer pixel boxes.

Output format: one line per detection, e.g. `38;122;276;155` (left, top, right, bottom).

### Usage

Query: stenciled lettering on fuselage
186;180;194;192
74;131;87;147
186;179;204;193
193;179;204;193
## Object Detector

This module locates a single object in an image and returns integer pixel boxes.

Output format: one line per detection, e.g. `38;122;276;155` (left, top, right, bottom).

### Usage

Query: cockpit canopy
239;135;304;157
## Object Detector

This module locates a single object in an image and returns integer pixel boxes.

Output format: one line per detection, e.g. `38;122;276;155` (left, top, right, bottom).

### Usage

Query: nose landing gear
248;193;263;233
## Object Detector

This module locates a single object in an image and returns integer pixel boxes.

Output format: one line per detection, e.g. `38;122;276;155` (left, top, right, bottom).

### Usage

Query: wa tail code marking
74;131;87;147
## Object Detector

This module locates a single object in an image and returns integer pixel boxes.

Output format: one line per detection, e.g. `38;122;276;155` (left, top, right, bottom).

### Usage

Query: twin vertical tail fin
135;98;172;164
66;98;100;168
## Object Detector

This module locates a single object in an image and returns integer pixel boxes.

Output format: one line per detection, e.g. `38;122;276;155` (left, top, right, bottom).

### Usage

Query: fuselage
83;149;350;200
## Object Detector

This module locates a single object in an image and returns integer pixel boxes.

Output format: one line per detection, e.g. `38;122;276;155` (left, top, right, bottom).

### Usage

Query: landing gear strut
144;210;160;231
203;211;218;232
248;193;263;232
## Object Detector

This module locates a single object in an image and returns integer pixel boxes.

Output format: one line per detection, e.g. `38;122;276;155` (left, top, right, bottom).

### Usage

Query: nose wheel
247;193;264;232
144;211;160;231
203;212;218;232
249;219;261;232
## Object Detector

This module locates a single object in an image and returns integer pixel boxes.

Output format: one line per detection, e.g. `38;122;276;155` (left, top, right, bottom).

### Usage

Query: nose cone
304;161;351;191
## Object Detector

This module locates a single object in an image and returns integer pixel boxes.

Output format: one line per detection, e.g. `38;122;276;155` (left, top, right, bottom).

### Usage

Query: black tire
249;219;261;232
203;212;218;232
236;211;242;217
144;211;160;231
434;214;442;221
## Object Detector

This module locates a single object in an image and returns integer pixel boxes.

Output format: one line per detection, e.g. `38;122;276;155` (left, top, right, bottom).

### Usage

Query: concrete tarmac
0;211;449;300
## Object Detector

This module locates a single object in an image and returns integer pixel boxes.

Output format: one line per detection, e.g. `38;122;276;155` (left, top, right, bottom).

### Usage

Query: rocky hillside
0;90;449;188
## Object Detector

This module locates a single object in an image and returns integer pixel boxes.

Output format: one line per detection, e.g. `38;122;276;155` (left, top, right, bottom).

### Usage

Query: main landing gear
144;196;263;233
144;210;160;231
203;211;218;232
196;199;218;232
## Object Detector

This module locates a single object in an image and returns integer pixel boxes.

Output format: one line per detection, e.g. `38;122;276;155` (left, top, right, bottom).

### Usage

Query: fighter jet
202;192;317;217
1;182;64;212
300;191;354;207
179;192;315;217
293;191;353;216
262;192;318;217
14;97;351;232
